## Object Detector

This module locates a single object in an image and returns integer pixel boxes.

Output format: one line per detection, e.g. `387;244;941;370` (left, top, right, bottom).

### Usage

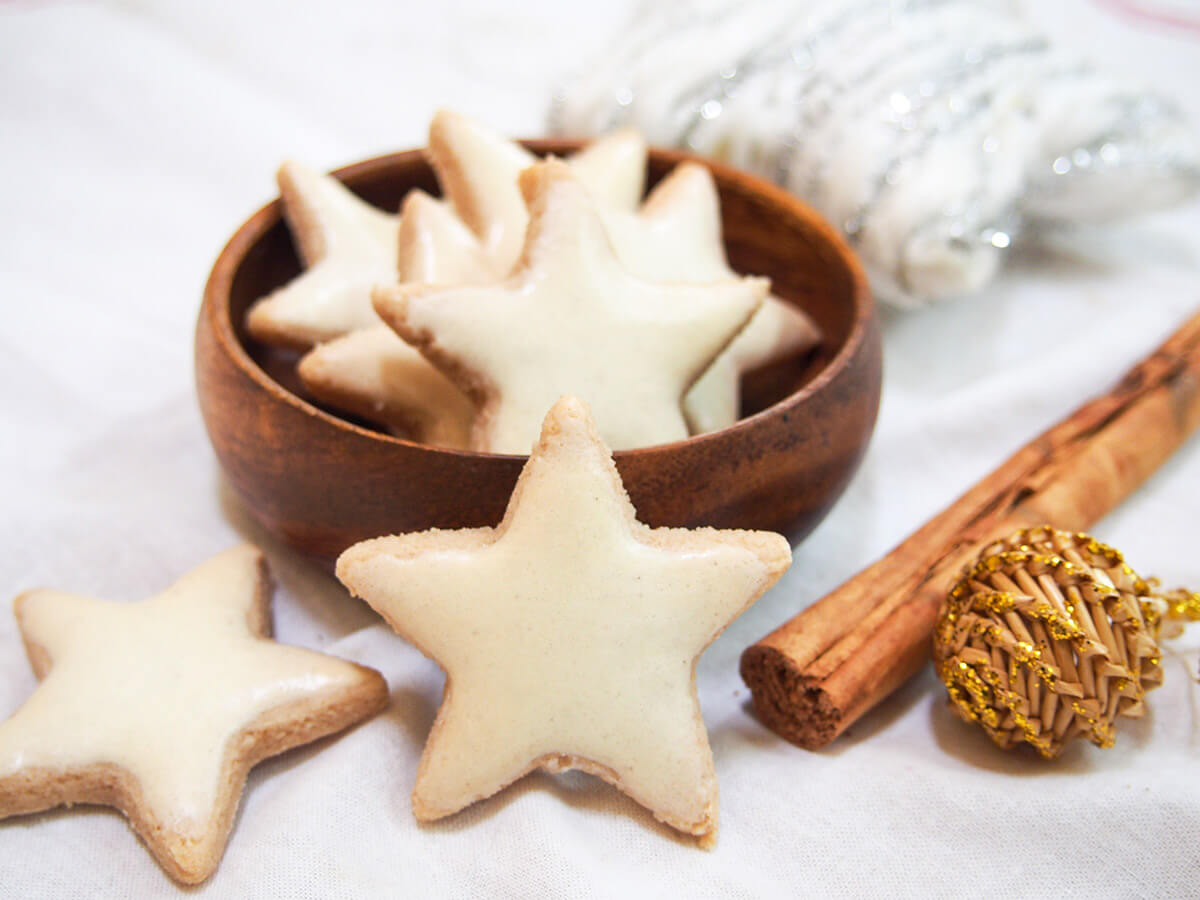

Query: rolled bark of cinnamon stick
741;309;1200;750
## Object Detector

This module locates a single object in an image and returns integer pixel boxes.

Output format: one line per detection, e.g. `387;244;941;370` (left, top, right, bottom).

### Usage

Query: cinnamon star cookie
600;162;820;433
298;189;494;446
0;545;388;885
372;160;766;454
429;112;820;434
428;108;647;269
336;396;792;844
298;323;476;447
246;160;400;348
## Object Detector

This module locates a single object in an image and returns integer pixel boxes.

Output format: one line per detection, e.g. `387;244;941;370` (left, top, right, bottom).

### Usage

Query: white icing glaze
428;109;647;272
246;160;399;346
600;162;820;433
429;117;819;433
293;188;491;449
300;122;656;446
281;114;814;441
336;396;792;836
264;115;815;442
600;161;732;283
428;109;542;265
396;189;501;285
375;161;766;454
299;323;476;448
0;546;371;835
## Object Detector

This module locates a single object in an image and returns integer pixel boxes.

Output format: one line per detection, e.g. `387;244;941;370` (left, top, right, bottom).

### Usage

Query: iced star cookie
373;160;766;454
395;188;501;285
429;112;820;434
298;323;476;447
428;109;647;269
246;160;400;348
336;396;791;844
600;162;820;433
298;189;493;446
0;546;388;885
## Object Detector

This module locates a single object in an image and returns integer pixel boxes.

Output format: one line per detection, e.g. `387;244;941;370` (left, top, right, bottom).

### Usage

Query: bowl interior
226;142;861;435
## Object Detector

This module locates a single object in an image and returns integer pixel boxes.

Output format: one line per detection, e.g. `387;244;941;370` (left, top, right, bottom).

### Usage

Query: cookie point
245;298;272;331
399;188;437;217
546;394;592;425
371;284;404;318
609;126;647;149
275;159;314;191
332;547;354;586
675;160;713;182
428;107;460;136
537;395;601;447
518;158;574;206
230;542;263;560
428;109;485;156
295;344;320;382
763;531;794;576
12;588;46;618
206;543;264;574
746;275;771;299
679;163;719;201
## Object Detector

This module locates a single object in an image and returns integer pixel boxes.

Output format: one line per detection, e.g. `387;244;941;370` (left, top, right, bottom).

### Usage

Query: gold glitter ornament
932;527;1185;758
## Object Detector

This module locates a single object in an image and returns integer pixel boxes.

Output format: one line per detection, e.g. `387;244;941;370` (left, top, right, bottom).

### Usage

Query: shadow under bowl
195;141;881;564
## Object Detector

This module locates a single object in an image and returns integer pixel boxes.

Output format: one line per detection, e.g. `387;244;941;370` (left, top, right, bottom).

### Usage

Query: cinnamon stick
740;309;1200;749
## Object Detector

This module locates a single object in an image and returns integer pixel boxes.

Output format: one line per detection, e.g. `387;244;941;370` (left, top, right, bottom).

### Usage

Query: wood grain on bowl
195;142;880;563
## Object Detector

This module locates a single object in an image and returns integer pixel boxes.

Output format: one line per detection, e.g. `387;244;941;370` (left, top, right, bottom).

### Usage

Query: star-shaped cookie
429;112;820;434
298;323;477;447
336;396;791;844
298;189;492;446
246;160;400;348
395;188;501;285
372;160;766;454
0;545;388;884
428;109;647;270
600;162;820;433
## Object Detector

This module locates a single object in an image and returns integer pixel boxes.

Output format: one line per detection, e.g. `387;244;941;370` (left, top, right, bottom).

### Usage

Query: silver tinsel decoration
550;0;1200;307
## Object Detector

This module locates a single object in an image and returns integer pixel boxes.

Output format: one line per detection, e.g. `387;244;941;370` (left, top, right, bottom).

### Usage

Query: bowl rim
201;140;874;461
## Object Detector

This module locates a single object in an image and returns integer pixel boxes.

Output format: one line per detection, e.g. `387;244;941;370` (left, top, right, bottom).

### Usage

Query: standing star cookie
337;396;791;844
372;160;766;454
0;545;388;885
429;111;821;434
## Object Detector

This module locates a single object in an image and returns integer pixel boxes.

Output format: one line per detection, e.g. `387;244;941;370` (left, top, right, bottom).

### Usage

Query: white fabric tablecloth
2;2;1198;896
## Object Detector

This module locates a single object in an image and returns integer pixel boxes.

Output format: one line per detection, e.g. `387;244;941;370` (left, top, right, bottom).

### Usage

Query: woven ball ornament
932;526;1184;758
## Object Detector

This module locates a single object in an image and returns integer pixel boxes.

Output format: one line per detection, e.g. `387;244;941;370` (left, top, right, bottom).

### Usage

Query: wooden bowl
196;141;880;563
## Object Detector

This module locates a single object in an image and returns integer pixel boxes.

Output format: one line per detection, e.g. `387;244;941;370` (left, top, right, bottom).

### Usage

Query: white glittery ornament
551;0;1200;307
